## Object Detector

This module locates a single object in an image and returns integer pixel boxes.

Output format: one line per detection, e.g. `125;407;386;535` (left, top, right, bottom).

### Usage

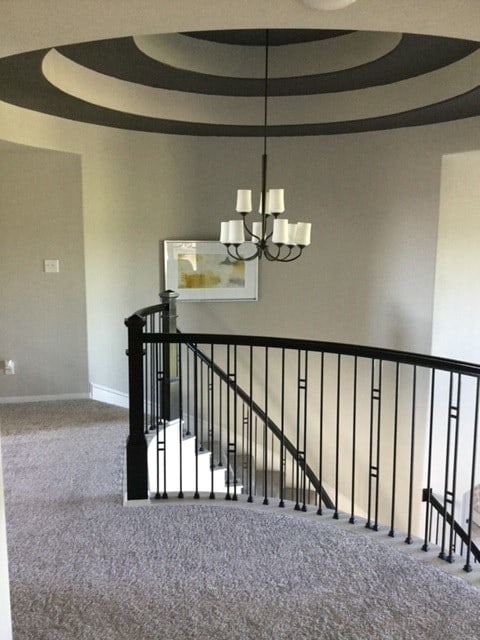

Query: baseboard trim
90;384;129;409
0;392;90;404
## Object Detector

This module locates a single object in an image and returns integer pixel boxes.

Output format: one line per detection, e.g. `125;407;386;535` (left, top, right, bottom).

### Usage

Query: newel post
160;290;180;422
125;312;148;500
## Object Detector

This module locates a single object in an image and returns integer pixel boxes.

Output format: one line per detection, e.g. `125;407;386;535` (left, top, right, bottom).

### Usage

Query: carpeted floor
2;399;480;639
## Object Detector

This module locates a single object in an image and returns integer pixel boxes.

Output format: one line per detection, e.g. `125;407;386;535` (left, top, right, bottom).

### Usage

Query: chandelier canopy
219;30;312;262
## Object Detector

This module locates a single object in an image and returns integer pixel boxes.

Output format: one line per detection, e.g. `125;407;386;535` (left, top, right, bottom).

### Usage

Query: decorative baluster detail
295;350;308;510
225;345;235;500
446;375;461;561
439;373;456;559
156;434;166;500
366;359;382;530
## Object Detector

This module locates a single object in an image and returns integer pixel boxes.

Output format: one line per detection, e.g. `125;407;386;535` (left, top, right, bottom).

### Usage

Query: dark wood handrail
134;331;480;379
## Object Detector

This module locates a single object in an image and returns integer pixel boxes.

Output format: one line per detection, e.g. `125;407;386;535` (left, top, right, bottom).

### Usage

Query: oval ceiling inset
134;31;403;79
41;47;480;126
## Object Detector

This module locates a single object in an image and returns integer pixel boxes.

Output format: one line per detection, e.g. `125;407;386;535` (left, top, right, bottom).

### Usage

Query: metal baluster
422;370;436;551
199;359;204;451
186;347;191;436
232;345;238;501
334;355;341;519
405;366;417;544
349;356;358;524
242;402;248;497
263;347;269;505
270;429;275;500
218;375;223;467
177;343;184;499
464;377;480;572
248;346;254;502
279;348;286;508
366;359;380;529
301;352;309;512
389;363;400;537
295;350;302;511
144;315;149;434
439;373;455;559
254;415;258;499
225;345;232;500
209;344;215;499
155;413;163;500
447;375;462;561
193;345;200;499
317;353;325;516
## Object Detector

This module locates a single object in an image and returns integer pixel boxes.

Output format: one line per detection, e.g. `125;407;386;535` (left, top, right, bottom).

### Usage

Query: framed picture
164;240;258;301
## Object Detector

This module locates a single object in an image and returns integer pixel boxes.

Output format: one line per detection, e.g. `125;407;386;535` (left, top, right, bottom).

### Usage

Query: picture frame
164;240;258;302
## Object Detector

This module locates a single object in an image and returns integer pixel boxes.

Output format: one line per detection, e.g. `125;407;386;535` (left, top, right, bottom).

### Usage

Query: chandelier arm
268;244;293;261
263;226;273;242
243;217;261;243
225;243;261;262
277;246;304;262
263;243;283;261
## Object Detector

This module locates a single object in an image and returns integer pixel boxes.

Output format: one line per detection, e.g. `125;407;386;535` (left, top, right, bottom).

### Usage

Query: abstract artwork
164;240;258;301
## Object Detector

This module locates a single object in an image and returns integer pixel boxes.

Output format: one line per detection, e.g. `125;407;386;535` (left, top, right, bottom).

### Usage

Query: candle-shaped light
295;222;311;246
229;220;245;245
251;221;262;243
272;218;289;244
236;189;252;213
269;189;285;214
287;223;297;246
220;221;230;244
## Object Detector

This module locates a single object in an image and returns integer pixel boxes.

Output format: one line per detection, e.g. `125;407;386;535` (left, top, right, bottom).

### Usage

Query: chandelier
219;30;312;262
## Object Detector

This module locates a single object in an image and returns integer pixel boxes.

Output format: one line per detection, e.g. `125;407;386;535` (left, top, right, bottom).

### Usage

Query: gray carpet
2;400;480;640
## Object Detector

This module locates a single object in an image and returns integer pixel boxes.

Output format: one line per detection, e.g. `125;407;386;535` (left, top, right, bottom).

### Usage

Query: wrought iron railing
125;292;480;572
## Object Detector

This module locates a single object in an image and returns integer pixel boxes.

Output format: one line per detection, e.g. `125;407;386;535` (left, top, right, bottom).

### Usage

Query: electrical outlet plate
2;360;15;375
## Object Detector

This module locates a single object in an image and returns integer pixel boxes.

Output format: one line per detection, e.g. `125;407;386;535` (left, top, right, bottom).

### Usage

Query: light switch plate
44;259;60;273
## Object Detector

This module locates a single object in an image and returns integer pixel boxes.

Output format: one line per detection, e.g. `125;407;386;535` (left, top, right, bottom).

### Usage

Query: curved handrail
141;331;480;378
127;302;169;321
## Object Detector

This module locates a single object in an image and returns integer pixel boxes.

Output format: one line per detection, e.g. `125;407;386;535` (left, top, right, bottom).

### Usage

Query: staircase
147;420;238;496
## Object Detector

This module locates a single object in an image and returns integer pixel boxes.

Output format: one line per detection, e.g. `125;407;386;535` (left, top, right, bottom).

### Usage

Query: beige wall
432;150;480;362
0;146;88;400
430;150;480;501
1;106;480;400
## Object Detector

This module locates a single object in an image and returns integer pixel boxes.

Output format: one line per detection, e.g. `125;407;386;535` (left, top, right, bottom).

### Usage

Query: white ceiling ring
42;47;480;126
133;31;402;79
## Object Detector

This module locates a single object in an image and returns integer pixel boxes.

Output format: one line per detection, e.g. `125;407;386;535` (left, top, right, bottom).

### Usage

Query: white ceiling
1;0;479;60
